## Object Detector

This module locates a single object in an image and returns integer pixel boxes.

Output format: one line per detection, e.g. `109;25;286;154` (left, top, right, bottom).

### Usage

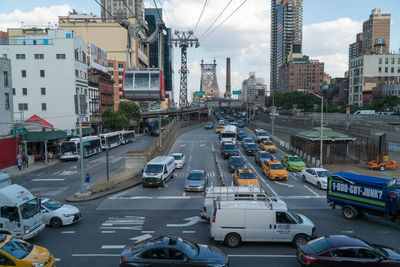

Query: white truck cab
220;125;237;145
0;184;45;239
142;156;175;187
209;200;316;248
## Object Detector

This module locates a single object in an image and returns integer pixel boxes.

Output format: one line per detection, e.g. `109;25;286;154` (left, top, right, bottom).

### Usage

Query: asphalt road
19;124;400;267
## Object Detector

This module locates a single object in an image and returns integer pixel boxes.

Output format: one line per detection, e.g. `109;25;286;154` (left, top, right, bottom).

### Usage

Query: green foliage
102;102;142;131
118;101;141;122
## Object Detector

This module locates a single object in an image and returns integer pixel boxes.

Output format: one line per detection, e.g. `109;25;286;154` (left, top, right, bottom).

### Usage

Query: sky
1;0;399;103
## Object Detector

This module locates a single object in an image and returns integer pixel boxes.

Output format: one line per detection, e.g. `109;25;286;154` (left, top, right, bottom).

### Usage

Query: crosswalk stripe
101;245;125;249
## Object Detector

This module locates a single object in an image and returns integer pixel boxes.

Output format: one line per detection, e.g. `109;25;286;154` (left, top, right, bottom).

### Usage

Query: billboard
89;42;107;72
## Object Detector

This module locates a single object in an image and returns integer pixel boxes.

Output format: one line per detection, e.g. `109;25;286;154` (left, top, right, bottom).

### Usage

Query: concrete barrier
316;160;320;167
214;153;226;186
307;155;311;163
312;157;316;165
300;151;303;157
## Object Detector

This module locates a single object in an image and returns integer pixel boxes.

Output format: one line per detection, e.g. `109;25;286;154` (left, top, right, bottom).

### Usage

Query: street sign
195;91;205;95
83;142;91;146
10;128;27;135
232;90;241;95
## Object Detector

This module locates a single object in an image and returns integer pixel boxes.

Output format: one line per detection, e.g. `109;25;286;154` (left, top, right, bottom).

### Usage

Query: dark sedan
120;236;229;267
228;156;246;172
244;143;260;156
255;151;274;166
242;137;254;148
237;131;247;141
297;235;400;267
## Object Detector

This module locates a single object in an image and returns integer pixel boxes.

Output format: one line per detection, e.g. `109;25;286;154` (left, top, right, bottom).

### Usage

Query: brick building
88;68;114;115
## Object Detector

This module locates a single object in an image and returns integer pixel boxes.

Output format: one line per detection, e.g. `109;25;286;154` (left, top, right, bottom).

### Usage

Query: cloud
0;5;71;31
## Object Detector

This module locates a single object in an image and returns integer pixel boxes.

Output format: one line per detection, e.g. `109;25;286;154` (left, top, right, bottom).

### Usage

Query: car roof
269;160;281;164
171;153;183;156
308;168;328;172
219;200;286;210
323;235;371;249
190;170;204;175
260;151;272;155
230;156;243;160
238;168;253;173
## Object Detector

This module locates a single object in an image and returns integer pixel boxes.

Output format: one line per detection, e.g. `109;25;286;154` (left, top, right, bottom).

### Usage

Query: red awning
24;114;54;128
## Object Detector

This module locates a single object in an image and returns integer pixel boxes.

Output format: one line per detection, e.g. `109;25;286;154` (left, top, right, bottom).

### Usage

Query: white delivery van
201;186;286;220
220;125;237;145
354;110;375;115
209;200;316;248
142;156;175;187
0;184;45;239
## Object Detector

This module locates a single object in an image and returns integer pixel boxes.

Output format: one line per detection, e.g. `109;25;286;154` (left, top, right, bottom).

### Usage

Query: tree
118;101;141;123
102;107;129;131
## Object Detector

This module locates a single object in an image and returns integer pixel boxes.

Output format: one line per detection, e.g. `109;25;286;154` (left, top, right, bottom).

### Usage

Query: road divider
214;153;226;186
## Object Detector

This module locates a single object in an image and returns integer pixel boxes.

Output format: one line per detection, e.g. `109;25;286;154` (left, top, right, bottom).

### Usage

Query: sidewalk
1;160;60;179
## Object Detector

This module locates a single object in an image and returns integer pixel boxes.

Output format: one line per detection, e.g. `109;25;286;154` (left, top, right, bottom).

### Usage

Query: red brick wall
0;137;17;169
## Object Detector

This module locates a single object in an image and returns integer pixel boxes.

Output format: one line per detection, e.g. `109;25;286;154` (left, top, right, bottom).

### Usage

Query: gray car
185;170;208;192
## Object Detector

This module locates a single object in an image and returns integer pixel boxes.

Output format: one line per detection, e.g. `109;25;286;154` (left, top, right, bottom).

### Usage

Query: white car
171;153;186;169
40;198;81;228
301;168;331;190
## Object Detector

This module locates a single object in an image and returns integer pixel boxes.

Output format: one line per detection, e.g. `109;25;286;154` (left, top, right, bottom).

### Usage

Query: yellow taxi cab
0;234;56;266
262;159;288;181
215;126;224;133
217;121;225;127
233;168;260;188
260;141;277;153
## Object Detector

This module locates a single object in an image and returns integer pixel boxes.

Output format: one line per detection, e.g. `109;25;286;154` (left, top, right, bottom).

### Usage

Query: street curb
214;153;226;186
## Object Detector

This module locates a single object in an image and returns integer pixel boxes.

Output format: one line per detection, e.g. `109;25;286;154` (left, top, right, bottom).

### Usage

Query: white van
0;184;45;239
200;186;286;220
0;172;11;188
354;110;375;115
220;125;237;145
142;156;175;187
209;200;316;248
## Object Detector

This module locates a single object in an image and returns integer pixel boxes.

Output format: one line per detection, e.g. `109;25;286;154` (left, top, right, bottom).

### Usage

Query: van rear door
244;210;274;241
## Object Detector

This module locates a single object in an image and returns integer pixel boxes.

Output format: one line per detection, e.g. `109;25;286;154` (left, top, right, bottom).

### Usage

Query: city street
19;125;400;267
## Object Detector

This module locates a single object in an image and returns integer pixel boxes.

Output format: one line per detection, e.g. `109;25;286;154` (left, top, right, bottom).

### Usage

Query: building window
40;70;45;77
391;58;395;64
34;54;44;59
391;67;394;73
16;54;26;59
22;88;27;95
4;93;10;110
385;58;388;64
379;58;382;64
21;70;26;78
119;79;122;84
398;58;400;65
3;71;8;86
385;67;388;73
75;70;79;77
12;88;15;95
108;63;113;68
18;103;28;110
2;54;7;58
41;103;47;111
41;87;46;95
84;89;87;95
398;68;400;73
118;63;124;68
378;67;382;73
56;53;66;59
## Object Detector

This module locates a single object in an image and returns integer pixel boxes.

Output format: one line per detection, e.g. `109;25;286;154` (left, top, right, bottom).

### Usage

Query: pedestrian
24;154;29;168
22;154;26;170
16;154;22;170
85;173;91;191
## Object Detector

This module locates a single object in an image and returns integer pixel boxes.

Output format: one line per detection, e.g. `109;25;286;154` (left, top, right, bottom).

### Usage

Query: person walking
24;154;29;168
22;154;26;170
85;173;91;192
16;154;22;170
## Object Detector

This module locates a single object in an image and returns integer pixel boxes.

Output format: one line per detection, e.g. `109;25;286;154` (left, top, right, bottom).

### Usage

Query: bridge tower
200;59;220;98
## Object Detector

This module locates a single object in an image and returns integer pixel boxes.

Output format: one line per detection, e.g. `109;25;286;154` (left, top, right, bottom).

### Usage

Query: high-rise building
270;0;303;92
241;72;267;106
362;8;391;55
349;33;363;60
100;0;141;20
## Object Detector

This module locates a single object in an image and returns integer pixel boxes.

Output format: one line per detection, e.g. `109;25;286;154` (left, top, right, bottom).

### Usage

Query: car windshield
317;171;331;177
271;164;284;170
0;237;33;259
289;157;302;162
367;243;389;257
261;152;273;159
19;198;40;219
173;155;182;160
225;144;236;150
264;142;274;146
287;209;303;223
42;200;63;211
248;144;257;149
232;157;244;163
181;239;199;258
188;172;204;180
221;133;236;138
307;237;332;254
238;132;246;136
258;132;268;137
144;164;164;173
60;142;76;153
239;172;256;179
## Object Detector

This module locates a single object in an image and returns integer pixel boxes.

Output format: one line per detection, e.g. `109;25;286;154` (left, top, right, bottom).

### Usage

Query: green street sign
195;91;205;95
232;91;241;95
10;128;27;135
83;142;91;146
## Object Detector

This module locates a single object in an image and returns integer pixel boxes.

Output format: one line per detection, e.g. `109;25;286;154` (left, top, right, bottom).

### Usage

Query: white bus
100;132;121;150
60;136;102;160
220;125;238;145
119;130;136;144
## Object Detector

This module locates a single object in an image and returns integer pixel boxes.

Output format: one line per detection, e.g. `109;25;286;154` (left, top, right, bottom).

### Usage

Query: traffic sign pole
77;90;87;194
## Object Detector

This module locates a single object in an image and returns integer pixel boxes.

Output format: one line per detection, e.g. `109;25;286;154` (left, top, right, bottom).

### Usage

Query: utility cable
157;0;171;25
199;0;233;40
194;0;209;33
201;0;248;42
153;0;163;23
94;0;122;24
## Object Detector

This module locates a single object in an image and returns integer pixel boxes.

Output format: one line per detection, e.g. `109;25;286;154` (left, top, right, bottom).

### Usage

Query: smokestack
225;57;231;98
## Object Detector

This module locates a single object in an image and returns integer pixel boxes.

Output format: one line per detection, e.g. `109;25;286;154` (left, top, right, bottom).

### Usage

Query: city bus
60;136;102;160
100;132;121;150
119;130;136;144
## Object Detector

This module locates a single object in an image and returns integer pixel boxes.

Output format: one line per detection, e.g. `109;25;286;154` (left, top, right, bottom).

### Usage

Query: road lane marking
341;230;354;234
100;226;142;230
72;254;120;257
101;245;125;249
211;143;215;151
61;231;75;234
141;231;155;233
55;258;61;261
101;231;116;234
32;178;65;182
200;143;205;147
228;254;296;258
182;231;196;234
180;144;186;147
276;195;326;199
303;185;321;197
274;181;294;187
130;234;153;242
287;172;298;181
166;216;201;227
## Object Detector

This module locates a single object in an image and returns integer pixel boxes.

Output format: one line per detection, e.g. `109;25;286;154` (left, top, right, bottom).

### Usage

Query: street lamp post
310;92;323;167
271;90;275;138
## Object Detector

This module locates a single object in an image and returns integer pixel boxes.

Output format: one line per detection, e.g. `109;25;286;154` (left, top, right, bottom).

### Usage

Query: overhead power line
201;0;248;42
194;0;209;33
94;0;122;24
199;0;234;40
153;0;163;23
157;0;171;25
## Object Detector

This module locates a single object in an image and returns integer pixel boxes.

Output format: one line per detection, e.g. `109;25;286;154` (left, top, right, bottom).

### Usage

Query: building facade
89;68;114;116
0;28;89;130
241;72;267;106
349;54;400;105
349;33;363;60
270;0;303;92
321;77;349;106
0;57;13;136
100;0;143;21
362;8;391;54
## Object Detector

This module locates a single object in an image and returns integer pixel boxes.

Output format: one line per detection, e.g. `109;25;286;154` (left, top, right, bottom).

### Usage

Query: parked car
255;151;274;166
120;236;229;267
301;168;331;190
41;198;81;228
281;155;307;172
242;137;254;148
171;153;186;169
297;235;400;267
204;122;214;129
233;168;260;188
244;143;260;156
237;131;247;141
0;234;56;266
228;156;246;172
184;170;208;192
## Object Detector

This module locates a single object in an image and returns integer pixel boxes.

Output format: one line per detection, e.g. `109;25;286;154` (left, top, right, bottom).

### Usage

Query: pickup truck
327;172;400;221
